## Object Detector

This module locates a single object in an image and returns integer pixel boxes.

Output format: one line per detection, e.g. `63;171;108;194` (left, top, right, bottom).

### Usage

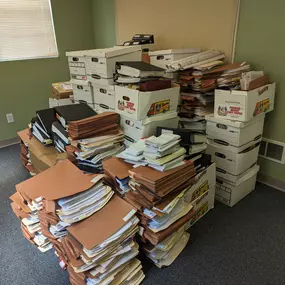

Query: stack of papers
144;134;186;171
14;160;114;252
68;131;125;173
10;191;53;253
116;139;147;166
62;196;145;285
144;223;190;268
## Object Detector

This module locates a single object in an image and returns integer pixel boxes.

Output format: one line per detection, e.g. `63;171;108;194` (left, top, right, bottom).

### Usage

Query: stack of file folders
116;134;188;172
13;160;114;253
17;128;37;176
156;126;207;157
67;128;125;174
114;61;171;92
104;157;197;267
62;196;144;285
143;134;186;171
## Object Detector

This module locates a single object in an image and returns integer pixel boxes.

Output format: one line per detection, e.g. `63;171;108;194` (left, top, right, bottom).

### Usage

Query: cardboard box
214;83;276;122
184;163;216;204
72;80;94;104
149;48;201;69
206;113;265;147
87;75;115;86
28;137;68;173
94;85;115;111
115;84;180;120
66;50;87;81
206;139;261;175
49;98;74;108
51;82;73;99
215;165;259;207
189;185;215;226
86;51;141;78
120;111;179;143
74;100;96;111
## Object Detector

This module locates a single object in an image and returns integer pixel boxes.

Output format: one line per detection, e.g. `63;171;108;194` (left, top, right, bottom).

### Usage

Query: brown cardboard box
51;82;73;99
29;137;68;172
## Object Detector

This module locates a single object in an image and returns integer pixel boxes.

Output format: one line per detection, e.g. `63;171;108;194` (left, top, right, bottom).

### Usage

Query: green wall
92;0;116;48
235;0;285;182
0;0;95;141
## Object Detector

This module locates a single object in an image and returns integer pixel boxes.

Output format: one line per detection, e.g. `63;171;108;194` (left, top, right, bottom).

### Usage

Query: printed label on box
217;105;244;118
190;202;209;225
117;100;136;114
147;100;170;116
191;181;209;202
253;98;269;117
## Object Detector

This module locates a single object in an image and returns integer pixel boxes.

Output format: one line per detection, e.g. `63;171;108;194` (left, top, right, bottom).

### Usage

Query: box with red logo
115;84;180;120
214;83;275;122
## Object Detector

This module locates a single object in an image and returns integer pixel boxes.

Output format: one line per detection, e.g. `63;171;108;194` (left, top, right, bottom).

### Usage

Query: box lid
84;46;141;58
71;79;91;86
149;48;201;56
66;50;88;57
206;113;265;128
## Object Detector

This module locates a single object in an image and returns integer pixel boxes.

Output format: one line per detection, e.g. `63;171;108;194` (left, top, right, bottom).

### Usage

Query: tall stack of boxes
206;82;276;206
66;46;142;112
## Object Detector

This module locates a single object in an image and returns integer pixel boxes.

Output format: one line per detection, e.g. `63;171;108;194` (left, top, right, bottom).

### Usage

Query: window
0;0;58;61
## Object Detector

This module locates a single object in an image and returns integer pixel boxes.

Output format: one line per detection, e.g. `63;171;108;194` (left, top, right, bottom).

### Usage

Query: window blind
0;0;58;61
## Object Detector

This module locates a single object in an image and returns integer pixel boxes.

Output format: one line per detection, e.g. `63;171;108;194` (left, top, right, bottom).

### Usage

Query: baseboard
257;173;285;192
0;137;20;149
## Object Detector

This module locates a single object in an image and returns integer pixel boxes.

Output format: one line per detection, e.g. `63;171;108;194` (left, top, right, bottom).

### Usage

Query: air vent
259;138;285;164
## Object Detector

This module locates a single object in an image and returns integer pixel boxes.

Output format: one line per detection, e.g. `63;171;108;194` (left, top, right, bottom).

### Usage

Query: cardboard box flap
16;160;97;201
149;48;201;56
67;196;136;250
102;157;133;180
66;50;88;57
17;128;31;144
28;137;68;168
205;113;265;128
84;46;141;59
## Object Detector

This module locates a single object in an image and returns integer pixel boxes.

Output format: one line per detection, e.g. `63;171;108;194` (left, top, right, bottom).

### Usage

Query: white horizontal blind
0;0;58;61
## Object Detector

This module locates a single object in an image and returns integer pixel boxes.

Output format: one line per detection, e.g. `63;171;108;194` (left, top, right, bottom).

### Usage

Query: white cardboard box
85;46;142;78
214;83;276;122
115;84;180;120
93;85;115;111
189;185;215;226
216;163;257;184
184;163;216;204
120;111;179;142
49;98;74;108
72;80;94;104
88;75;115;86
149;48;201;69
215;165;259;207
66;50;87;81
206;113;265;147
206;139;261;175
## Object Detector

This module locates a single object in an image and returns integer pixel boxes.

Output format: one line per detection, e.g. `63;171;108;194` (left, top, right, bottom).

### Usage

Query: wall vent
259;138;285;164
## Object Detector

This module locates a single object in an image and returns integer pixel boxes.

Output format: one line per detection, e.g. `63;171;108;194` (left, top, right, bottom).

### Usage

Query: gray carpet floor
1;144;285;285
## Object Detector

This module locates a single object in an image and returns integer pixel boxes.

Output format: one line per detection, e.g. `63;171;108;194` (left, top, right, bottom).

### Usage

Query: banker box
121;111;179;143
72;80;94;104
206;139;261;175
115;84;180;120
214;83;275;122
215;165;259;207
66;51;87;81
85;46;142;78
206;114;265;147
94;85;115;111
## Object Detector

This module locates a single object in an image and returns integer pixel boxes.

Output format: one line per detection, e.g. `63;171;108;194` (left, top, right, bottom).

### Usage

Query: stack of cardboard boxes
206;82;276;206
66;46;142;112
49;82;74;108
